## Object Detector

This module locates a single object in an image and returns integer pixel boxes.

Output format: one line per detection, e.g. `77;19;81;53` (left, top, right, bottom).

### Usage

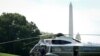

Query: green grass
0;53;18;56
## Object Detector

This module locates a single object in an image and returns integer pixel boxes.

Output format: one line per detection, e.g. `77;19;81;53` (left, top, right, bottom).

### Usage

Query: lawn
0;53;18;56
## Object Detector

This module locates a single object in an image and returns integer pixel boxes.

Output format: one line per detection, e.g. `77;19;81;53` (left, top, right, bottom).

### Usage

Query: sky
0;0;100;43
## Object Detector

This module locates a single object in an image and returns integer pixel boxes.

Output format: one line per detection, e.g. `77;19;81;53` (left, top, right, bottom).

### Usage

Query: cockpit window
52;40;71;44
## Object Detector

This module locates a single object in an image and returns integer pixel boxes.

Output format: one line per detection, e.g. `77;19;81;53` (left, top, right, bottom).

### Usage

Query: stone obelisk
69;2;73;38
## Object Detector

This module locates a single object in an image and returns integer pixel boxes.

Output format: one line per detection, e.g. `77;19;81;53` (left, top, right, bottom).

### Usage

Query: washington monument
69;2;73;38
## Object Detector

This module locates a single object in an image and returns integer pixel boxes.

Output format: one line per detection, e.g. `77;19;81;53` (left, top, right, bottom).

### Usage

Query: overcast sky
0;0;100;43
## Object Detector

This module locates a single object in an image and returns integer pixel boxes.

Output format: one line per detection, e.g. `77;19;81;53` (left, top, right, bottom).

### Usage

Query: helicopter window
79;46;100;52
51;46;73;52
52;40;71;44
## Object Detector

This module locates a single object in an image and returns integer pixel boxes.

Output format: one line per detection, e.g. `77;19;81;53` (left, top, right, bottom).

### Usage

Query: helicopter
30;33;100;56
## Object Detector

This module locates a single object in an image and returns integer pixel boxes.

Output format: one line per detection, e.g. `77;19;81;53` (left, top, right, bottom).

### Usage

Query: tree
0;13;41;56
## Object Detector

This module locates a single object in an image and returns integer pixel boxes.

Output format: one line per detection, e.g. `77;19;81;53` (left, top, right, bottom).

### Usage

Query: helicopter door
73;46;79;56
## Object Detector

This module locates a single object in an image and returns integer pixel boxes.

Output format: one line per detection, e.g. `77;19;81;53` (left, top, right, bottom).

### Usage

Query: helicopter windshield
52;40;71;44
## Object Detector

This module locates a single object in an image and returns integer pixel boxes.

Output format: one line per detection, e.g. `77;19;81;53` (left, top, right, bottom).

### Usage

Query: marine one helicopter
30;2;100;56
30;33;100;56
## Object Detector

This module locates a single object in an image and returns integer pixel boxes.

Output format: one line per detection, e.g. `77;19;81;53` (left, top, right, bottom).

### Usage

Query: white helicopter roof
39;35;100;47
39;35;80;45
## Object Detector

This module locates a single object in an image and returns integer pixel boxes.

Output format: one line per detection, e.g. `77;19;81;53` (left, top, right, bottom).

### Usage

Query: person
39;45;46;56
73;46;79;56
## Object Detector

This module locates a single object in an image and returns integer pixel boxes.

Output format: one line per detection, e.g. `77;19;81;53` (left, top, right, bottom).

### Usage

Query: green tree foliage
0;13;41;56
